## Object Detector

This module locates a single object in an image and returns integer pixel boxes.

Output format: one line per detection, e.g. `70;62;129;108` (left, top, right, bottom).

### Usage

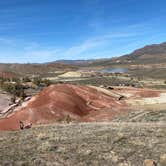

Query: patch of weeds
38;141;52;152
112;134;128;146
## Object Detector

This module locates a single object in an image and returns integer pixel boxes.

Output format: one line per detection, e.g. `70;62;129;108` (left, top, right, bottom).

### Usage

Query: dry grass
0;122;165;165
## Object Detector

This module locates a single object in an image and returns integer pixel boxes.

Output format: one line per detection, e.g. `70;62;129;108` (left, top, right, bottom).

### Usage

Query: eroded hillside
0;84;166;131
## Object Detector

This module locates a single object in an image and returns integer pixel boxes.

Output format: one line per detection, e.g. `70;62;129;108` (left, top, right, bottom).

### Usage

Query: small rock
112;154;119;163
110;151;119;163
0;137;4;141
118;161;131;166
143;159;157;166
56;146;66;153
160;154;166;166
85;149;92;155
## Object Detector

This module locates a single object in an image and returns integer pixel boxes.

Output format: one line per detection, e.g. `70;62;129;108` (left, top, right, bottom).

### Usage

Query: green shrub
22;77;31;83
33;77;42;86
1;82;26;98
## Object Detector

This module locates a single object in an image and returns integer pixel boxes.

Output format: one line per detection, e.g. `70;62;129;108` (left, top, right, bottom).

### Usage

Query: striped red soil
0;85;163;131
0;84;126;131
0;72;16;79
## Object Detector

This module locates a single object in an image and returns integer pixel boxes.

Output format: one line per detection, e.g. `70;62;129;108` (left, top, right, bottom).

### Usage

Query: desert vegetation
0;123;165;165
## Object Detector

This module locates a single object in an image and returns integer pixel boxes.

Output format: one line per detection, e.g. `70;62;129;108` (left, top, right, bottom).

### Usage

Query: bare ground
0;93;11;113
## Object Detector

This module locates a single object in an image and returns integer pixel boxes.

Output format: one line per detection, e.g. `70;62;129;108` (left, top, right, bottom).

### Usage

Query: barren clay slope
0;84;126;130
0;84;165;131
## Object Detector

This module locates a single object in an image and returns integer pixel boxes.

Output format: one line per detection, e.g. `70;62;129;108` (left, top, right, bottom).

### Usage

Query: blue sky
0;0;166;63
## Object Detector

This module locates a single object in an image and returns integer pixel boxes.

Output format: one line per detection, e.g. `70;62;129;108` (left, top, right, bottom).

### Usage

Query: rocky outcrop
143;159;157;166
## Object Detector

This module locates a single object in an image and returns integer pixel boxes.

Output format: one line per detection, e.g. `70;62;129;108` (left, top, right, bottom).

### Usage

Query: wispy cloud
63;38;104;57
61;28;143;58
20;25;141;59
0;18;165;63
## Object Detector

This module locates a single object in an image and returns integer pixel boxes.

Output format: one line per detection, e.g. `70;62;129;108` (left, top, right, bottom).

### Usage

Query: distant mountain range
54;41;166;67
0;41;166;76
0;62;76;77
83;41;166;67
118;42;166;63
54;59;109;65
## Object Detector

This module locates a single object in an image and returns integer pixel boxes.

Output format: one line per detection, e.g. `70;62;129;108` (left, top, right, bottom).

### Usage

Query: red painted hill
0;71;16;79
0;84;126;131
